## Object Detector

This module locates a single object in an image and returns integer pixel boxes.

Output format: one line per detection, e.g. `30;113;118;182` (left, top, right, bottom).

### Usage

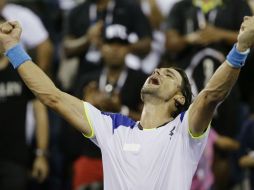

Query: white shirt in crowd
1;3;49;49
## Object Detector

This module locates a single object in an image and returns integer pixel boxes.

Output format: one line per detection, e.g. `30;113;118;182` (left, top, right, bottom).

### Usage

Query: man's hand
83;81;122;112
0;21;21;52
186;26;226;46
32;156;49;183
237;16;254;52
87;21;104;46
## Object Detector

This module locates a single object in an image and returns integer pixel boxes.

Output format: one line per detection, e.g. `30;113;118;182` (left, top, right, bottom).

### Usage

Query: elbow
38;89;61;110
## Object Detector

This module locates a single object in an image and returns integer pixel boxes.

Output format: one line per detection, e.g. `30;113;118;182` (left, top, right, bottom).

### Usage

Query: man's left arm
32;99;49;183
188;16;254;137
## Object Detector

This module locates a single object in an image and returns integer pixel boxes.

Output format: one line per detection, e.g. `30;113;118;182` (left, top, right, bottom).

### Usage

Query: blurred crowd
0;0;254;190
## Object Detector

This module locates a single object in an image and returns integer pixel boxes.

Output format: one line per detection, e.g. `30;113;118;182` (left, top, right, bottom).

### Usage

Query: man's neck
0;0;6;11
107;66;124;84
97;0;110;11
140;101;174;129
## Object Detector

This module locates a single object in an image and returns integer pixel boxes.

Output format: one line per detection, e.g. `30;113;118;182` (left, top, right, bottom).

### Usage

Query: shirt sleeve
83;102;136;148
179;110;210;163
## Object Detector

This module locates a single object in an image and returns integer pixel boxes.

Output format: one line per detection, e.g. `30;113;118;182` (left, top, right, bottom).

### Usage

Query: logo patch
123;143;141;152
169;126;176;140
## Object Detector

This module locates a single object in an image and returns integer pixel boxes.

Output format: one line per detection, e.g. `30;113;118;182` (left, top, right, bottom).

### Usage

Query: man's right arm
18;60;92;135
0;21;92;136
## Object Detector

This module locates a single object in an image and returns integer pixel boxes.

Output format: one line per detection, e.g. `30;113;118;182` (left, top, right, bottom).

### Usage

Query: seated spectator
0;0;53;75
0;16;49;189
63;0;152;85
191;128;239;190
238;117;254;190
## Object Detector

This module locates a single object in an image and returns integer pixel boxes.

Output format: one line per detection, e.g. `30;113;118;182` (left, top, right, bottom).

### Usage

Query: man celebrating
0;17;253;190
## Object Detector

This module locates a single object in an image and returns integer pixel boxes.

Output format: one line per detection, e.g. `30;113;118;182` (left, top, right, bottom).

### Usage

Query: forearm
33;100;49;154
239;155;254;168
148;1;164;29
18;61;61;107
64;36;90;57
128;37;151;56
215;135;240;151
203;62;240;103
219;28;238;45
166;30;188;53
36;39;53;75
17;61;90;133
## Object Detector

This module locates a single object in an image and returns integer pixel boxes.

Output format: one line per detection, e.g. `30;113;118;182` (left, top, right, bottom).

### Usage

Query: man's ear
174;95;185;107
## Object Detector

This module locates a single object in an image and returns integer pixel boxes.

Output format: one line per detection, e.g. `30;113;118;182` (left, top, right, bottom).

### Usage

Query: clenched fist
0;21;22;52
237;16;254;52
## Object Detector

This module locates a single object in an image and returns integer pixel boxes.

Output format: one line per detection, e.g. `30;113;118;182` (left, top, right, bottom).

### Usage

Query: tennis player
0;16;253;190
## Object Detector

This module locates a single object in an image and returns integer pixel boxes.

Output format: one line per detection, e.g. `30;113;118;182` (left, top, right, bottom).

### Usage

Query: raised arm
0;21;92;136
188;16;254;136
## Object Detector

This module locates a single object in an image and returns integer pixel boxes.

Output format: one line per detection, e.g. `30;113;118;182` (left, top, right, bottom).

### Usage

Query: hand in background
32;156;49;183
186;25;225;46
87;20;104;47
84;81;122;112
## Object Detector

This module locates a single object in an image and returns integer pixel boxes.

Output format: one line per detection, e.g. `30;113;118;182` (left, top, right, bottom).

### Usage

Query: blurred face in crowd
141;68;184;104
101;42;129;69
0;0;6;9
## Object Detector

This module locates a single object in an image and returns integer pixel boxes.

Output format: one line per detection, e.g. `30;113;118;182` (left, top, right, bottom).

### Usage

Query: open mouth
149;77;160;85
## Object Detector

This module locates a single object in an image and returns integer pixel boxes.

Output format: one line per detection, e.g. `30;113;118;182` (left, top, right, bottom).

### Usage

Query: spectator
131;0;166;74
0;18;49;189
191;128;239;190
0;0;53;75
238;117;254;190
63;0;151;84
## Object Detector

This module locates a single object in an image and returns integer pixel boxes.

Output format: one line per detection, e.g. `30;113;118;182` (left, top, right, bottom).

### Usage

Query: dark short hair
171;66;192;118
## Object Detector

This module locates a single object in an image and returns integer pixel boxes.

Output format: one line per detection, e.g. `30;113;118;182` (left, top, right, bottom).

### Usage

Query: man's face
141;68;183;101
101;43;128;68
0;0;6;9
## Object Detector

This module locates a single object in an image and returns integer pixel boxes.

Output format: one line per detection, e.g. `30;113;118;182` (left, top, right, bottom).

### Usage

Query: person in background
0;16;49;190
237;117;254;190
63;0;151;83
131;0;182;74
191;128;240;190
0;0;53;75
0;2;53;189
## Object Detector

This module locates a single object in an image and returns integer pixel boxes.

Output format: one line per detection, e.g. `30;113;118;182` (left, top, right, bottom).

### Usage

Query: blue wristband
4;43;32;69
226;44;250;68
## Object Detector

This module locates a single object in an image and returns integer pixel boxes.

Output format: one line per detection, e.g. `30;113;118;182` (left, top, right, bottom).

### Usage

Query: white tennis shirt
84;102;209;190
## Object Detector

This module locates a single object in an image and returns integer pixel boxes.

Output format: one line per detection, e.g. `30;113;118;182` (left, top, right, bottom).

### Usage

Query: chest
106;124;182;167
182;6;237;34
